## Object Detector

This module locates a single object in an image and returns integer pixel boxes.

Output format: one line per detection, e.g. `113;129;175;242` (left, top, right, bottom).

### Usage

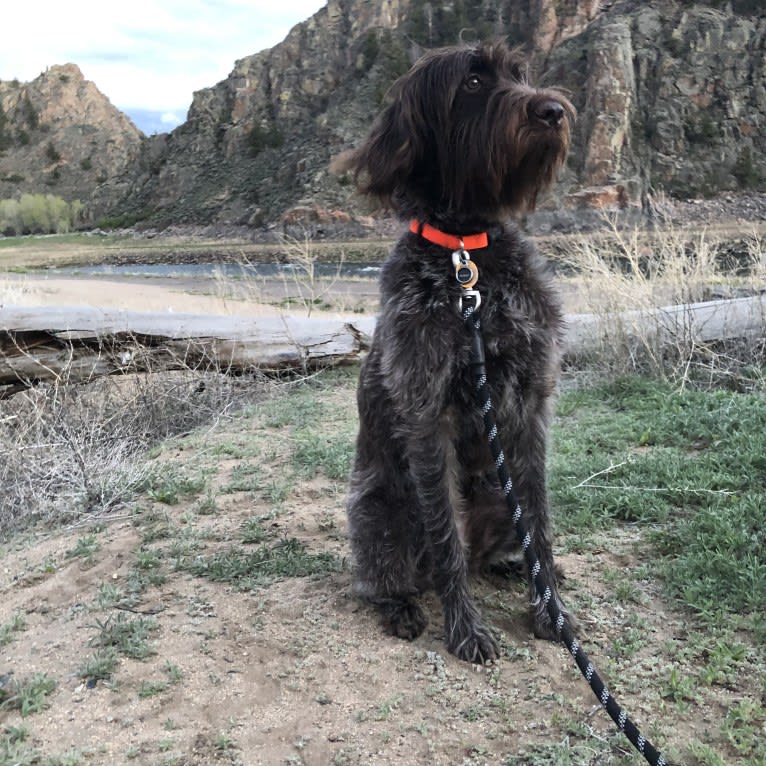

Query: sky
0;0;326;134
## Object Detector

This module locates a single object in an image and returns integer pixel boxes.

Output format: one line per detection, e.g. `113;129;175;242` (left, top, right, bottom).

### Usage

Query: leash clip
459;289;481;315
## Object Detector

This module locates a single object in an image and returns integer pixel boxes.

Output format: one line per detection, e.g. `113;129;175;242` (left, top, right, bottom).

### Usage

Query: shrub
23;95;39;130
246;123;284;157
45;141;61;162
0;369;266;534
0;193;83;234
0;106;11;151
732;146;765;190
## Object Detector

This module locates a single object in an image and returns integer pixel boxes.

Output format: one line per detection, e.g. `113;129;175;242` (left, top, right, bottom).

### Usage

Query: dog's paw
448;620;499;664
487;557;525;580
532;598;578;642
382;598;428;641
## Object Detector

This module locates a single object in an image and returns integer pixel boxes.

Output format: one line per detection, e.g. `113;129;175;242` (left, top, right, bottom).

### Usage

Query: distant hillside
3;1;765;231
0;64;143;209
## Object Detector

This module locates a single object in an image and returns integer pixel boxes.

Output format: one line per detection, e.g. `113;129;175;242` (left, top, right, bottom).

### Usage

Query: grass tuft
88;613;159;660
557;220;766;387
78;649;120;683
0;673;57;717
0;612;26;647
181;537;341;590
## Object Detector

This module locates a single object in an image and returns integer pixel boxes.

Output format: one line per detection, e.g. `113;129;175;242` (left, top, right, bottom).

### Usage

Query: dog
341;40;575;663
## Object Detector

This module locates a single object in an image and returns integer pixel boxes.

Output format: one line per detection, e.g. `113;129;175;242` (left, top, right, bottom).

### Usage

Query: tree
0;105;12;151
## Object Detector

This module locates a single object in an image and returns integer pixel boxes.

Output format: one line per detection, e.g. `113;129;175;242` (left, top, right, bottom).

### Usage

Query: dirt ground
1;460;700;765
0;372;729;766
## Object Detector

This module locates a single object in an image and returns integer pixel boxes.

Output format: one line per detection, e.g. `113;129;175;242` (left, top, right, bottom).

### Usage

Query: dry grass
211;233;374;316
0;276;32;304
557;216;766;387
3;221;764;538
0;368;267;537
277;232;347;317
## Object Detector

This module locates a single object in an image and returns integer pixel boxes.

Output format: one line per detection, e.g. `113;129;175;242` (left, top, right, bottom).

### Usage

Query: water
46;261;381;281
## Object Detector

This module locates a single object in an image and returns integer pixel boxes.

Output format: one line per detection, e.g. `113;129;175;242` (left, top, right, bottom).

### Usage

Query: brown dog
341;40;575;663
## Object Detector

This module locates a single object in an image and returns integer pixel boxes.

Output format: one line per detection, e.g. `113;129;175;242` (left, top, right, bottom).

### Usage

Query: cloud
0;0;325;114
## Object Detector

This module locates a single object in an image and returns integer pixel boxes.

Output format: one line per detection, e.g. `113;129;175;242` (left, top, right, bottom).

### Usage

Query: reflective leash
454;243;674;766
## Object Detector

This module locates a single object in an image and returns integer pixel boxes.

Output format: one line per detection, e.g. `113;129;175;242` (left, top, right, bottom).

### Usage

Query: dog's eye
464;74;482;91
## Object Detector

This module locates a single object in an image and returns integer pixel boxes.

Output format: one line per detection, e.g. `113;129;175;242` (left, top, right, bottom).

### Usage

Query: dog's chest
380;236;560;369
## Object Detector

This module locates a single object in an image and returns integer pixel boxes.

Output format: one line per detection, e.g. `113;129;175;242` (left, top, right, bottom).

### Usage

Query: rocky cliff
4;1;766;230
0;64;143;208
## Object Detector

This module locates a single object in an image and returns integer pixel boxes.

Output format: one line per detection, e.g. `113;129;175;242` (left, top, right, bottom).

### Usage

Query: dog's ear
333;77;426;208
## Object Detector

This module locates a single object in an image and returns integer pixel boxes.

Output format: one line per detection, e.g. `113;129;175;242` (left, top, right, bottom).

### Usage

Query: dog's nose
530;99;565;128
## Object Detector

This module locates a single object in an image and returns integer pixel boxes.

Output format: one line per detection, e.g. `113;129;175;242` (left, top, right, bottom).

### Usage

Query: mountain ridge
2;0;765;232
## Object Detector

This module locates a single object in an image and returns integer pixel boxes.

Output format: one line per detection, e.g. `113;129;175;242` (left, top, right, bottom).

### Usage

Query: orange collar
409;220;489;251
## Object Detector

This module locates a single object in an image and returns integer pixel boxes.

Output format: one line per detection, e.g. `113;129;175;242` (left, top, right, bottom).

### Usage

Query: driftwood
1;295;765;397
0;305;376;398
567;293;766;357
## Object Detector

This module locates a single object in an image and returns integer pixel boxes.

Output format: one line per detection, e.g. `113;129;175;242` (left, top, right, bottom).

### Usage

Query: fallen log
1;294;764;397
567;293;766;358
0;305;376;398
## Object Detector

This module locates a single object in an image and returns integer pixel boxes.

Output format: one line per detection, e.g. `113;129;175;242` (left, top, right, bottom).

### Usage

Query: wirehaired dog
341;40;575;663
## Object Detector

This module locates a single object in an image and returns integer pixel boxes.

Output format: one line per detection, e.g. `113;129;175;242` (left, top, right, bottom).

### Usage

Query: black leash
460;288;675;766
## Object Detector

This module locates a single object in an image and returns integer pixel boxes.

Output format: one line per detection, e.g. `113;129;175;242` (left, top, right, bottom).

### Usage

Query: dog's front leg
405;423;499;663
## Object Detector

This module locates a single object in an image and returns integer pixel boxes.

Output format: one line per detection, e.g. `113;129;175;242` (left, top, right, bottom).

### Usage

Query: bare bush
558;217;766;387
278;232;346;317
0;369;266;537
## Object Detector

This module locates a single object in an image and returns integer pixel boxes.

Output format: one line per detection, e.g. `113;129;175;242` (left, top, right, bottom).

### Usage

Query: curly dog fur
341;40;575;663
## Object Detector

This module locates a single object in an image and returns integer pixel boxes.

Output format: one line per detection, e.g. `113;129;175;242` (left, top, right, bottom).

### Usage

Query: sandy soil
2;461;696;766
0;272;380;318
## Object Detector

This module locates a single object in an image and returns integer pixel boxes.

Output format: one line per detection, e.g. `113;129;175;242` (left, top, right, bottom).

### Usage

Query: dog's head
337;40;575;224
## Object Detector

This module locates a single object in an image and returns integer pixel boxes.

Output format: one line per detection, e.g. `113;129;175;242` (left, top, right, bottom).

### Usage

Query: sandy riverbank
0;271;379;318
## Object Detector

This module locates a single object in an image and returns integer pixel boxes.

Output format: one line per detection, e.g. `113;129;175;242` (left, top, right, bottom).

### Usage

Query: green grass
78;649;119;683
142;466;209;505
0;232;125;251
291;426;356;481
0;612;26;646
138;680;168;699
503;736;627;766
549;375;766;765
0;673;57;717
88;613;159;660
78;611;161;685
180;537;341;590
65;535;101;564
721;698;766;764
551;377;766;632
241;517;269;544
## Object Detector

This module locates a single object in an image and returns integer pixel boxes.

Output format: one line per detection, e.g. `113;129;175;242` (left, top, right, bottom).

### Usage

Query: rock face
0;64;143;209
548;1;766;213
3;1;765;228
